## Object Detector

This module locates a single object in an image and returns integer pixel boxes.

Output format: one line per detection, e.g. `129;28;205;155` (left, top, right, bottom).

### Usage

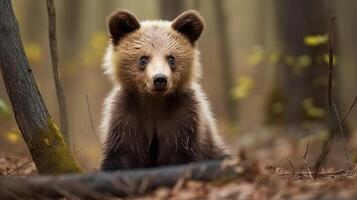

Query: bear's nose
153;74;168;90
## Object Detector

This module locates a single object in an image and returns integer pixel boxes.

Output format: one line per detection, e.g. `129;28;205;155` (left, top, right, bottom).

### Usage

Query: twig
85;94;102;149
46;0;70;145
332;103;350;162
286;158;296;175
6;160;33;176
277;167;354;178
72;127;89;156
333;95;357;133
314;17;336;173
327;17;336;113
302;141;310;160
302;141;313;179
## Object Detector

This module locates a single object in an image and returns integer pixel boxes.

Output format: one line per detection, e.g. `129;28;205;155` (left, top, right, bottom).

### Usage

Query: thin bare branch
314;16;337;173
302;141;310;160
333;95;357;133
85;94;102;149
286;158;296;175
332;103;350;162
6;160;33;176
327;17;336;113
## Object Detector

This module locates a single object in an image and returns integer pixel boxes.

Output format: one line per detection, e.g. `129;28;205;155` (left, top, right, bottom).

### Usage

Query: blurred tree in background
160;0;184;20
266;0;340;128
213;0;238;124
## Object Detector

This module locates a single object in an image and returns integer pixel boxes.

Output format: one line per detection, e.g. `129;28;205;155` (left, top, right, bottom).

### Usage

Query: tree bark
0;0;82;174
0;159;253;199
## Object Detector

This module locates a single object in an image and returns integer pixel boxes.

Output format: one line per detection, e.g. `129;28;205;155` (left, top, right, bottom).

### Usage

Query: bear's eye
138;56;149;70
167;55;176;67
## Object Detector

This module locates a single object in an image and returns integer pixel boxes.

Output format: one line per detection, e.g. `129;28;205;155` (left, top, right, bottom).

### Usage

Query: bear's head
103;10;204;96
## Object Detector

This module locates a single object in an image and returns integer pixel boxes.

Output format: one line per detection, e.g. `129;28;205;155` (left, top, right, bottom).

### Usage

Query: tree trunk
159;0;184;20
60;0;82;61
0;0;82;174
213;0;238;123
266;0;337;126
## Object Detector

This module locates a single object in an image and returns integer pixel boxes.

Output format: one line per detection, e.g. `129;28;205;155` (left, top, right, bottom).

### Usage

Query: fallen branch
0;159;253;199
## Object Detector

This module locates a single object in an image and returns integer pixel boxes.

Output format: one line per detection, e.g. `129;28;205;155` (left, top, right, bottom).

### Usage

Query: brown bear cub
100;9;231;170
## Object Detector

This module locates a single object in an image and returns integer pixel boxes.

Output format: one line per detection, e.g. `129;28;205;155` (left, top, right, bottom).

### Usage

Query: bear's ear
172;10;204;44
108;10;140;45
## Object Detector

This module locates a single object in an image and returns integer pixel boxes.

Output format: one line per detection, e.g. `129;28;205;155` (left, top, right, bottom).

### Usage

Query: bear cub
100;9;231;170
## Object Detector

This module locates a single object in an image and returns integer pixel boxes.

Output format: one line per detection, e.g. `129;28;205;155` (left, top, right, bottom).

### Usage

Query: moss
28;118;83;174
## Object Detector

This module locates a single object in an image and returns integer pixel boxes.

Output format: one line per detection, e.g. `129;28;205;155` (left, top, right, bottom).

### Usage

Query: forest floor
1;128;356;200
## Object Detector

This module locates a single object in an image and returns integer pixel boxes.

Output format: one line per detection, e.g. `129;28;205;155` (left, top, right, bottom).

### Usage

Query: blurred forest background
0;0;356;171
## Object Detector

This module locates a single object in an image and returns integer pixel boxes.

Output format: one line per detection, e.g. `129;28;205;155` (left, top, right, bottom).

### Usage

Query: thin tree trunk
61;0;81;61
159;0;184;20
46;0;70;146
213;0;237;123
0;0;82;174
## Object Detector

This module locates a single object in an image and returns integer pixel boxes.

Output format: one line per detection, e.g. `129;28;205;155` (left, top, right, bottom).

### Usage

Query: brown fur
101;10;231;171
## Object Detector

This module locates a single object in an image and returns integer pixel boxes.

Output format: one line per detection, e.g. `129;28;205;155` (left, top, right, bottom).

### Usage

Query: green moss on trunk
27;118;83;174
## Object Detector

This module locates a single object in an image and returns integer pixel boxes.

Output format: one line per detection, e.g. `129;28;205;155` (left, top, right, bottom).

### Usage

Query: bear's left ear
108;10;140;45
172;10;204;44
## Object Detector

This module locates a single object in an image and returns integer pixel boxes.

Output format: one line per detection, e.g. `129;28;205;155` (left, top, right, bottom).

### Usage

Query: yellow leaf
322;53;337;65
231;76;254;100
0;99;10;116
25;43;42;62
302;98;325;118
5;130;20;144
248;46;264;66
304;34;328;46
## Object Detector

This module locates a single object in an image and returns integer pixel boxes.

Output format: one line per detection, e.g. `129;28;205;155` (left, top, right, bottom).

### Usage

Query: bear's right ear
108;10;140;45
